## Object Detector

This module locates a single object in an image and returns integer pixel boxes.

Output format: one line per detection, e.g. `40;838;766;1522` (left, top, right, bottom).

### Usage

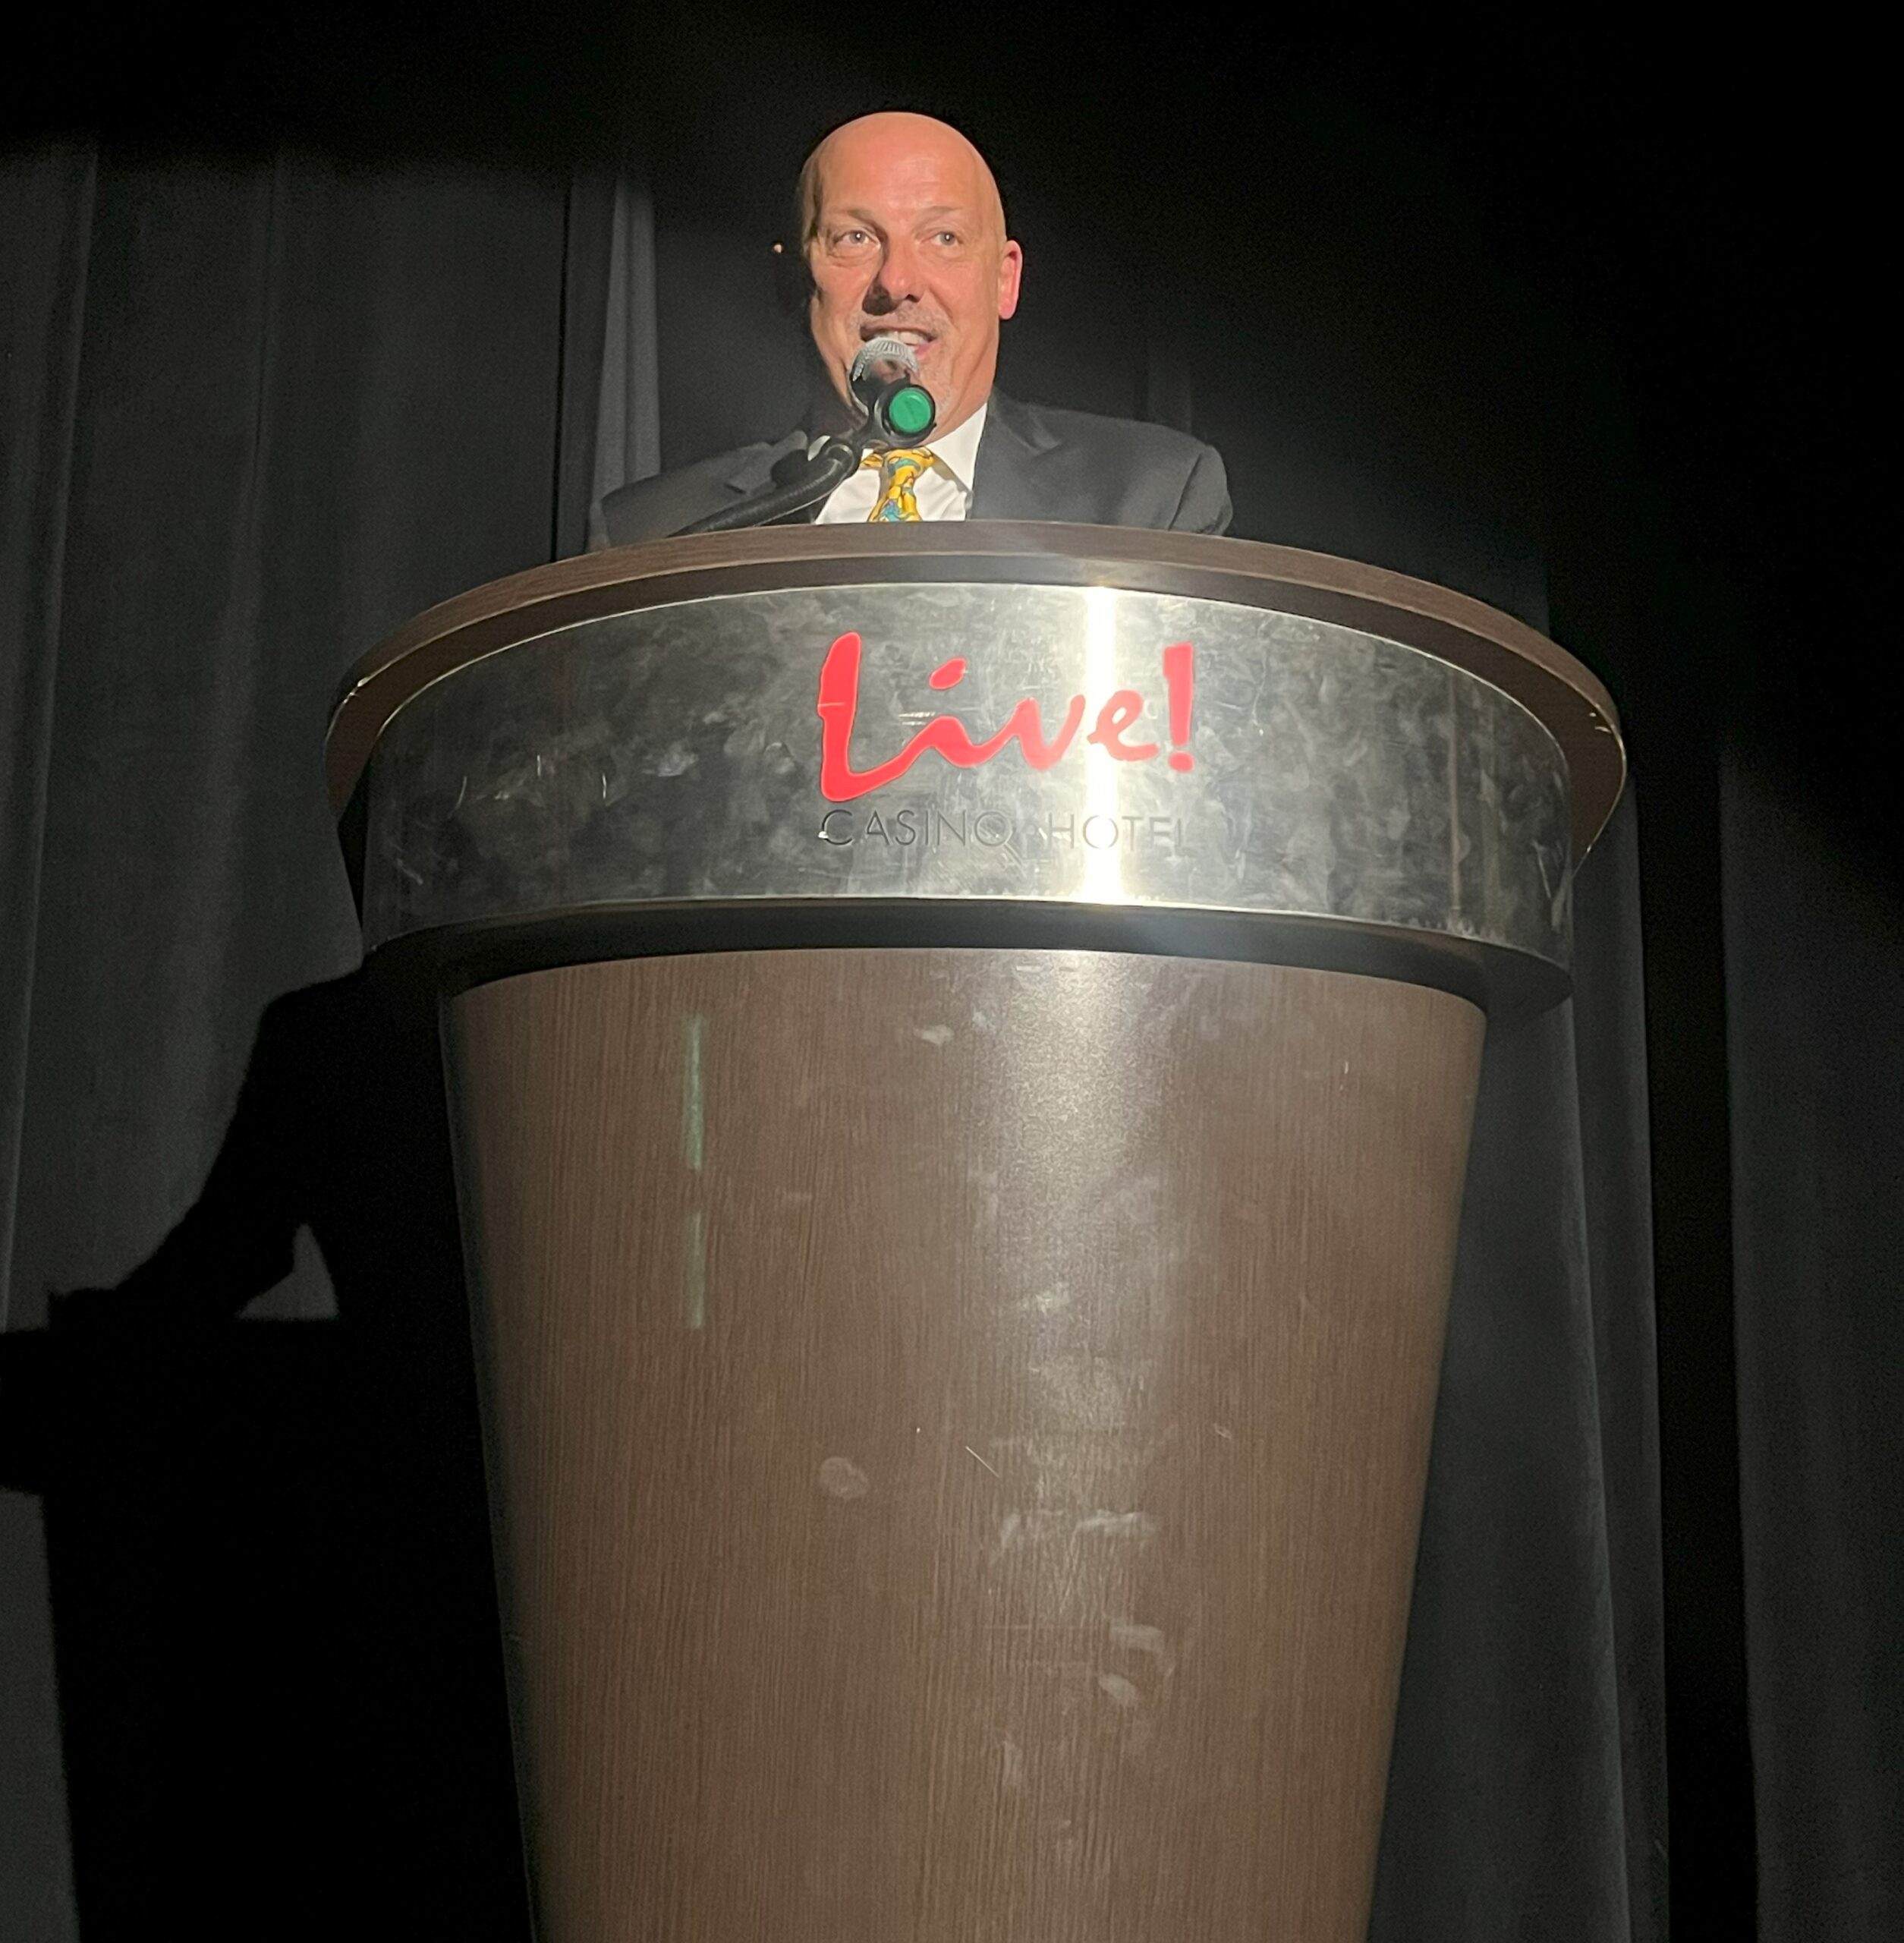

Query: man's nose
868;237;924;308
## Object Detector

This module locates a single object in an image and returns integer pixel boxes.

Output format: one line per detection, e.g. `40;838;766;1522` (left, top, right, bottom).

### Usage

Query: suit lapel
722;430;809;499
971;392;1063;521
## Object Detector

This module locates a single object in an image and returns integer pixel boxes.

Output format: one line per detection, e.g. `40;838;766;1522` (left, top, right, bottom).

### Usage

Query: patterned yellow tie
864;447;937;521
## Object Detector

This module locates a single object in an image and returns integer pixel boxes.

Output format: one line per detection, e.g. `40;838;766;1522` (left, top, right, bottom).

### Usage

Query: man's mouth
862;325;936;354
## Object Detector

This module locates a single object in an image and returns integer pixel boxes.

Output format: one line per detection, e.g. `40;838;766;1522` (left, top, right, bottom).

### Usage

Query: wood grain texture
445;949;1486;1941
329;524;1622;858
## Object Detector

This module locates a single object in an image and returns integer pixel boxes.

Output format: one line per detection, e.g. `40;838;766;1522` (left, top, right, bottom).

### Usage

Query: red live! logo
816;634;1196;803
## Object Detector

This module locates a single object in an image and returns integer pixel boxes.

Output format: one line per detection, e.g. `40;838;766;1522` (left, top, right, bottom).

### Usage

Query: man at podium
593;112;1232;544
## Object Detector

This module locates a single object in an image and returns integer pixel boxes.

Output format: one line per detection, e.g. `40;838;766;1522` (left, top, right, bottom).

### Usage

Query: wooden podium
329;525;1622;1941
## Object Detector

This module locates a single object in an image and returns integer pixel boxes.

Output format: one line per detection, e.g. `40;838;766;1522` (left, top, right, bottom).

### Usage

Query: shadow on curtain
0;143;658;1940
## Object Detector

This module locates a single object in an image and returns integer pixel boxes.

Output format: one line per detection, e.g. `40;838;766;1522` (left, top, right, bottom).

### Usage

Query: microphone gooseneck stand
670;432;869;538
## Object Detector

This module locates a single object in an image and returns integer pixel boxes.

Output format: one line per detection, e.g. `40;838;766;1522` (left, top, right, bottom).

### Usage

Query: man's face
804;115;1022;438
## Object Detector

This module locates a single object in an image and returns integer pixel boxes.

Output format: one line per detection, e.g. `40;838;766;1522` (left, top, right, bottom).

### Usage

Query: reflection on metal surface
1081;585;1125;905
361;581;1572;979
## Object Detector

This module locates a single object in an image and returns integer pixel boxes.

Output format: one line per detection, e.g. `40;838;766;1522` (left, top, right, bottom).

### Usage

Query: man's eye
834;229;871;247
932;231;960;246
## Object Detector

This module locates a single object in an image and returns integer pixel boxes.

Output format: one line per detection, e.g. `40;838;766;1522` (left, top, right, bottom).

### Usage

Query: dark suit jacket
590;390;1231;546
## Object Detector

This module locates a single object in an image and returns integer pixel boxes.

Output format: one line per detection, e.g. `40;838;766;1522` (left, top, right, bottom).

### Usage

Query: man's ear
997;240;1024;320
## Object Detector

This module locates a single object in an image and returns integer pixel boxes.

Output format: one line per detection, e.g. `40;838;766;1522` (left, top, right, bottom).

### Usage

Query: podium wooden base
445;947;1483;1942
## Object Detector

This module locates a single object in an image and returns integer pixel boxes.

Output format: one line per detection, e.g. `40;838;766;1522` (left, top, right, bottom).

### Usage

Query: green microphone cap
886;386;935;439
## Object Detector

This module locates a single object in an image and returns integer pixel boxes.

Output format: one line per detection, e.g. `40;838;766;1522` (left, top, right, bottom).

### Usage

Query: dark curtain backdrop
0;141;662;1938
2;16;1896;1942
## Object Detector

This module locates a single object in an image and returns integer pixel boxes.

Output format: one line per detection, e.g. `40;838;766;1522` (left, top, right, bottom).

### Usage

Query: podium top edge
325;524;1625;857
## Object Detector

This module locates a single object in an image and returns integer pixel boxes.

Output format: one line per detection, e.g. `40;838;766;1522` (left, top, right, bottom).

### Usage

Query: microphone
667;337;933;535
849;335;937;444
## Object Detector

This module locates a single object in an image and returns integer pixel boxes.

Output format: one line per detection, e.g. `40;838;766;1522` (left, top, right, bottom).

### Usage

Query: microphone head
847;335;935;443
849;335;920;387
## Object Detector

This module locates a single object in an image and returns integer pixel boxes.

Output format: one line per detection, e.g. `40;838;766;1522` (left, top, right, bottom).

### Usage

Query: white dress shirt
814;402;988;523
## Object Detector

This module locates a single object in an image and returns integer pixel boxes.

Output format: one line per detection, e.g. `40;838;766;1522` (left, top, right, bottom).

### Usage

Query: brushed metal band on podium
359;581;1573;994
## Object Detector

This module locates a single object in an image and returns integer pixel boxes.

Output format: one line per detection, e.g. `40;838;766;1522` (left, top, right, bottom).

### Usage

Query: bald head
798;112;1022;437
798;112;1007;251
